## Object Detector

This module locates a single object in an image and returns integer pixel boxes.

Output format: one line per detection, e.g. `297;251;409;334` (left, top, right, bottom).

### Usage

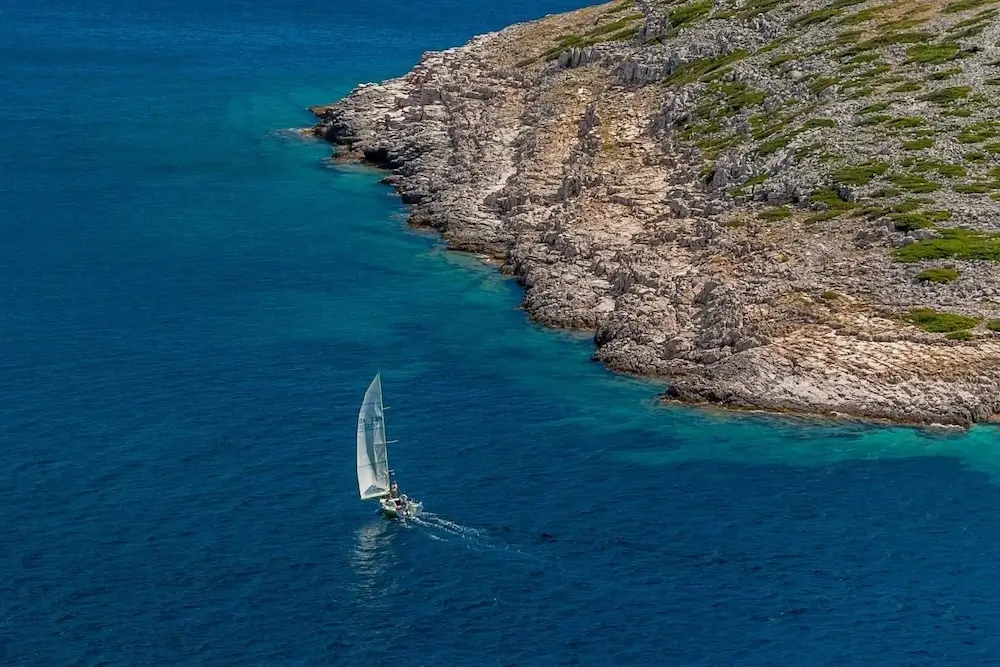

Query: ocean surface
3;0;1000;664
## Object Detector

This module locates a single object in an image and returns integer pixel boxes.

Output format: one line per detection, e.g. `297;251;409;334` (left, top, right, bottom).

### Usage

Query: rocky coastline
309;0;1000;426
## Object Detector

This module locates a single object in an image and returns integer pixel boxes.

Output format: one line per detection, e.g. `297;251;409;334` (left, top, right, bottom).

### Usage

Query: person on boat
389;482;399;499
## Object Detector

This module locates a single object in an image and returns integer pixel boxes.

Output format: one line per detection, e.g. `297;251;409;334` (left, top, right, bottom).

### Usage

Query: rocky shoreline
309;0;1000;426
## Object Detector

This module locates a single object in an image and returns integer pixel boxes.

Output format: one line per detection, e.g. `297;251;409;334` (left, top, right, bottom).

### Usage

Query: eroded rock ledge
310;0;1000;426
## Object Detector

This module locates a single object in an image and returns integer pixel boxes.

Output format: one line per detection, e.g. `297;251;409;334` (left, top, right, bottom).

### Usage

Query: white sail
357;374;391;500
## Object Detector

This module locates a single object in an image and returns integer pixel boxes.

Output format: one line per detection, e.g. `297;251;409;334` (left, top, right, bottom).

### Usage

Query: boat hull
379;498;423;519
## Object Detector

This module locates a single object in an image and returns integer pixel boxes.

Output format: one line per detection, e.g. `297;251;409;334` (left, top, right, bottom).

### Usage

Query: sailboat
357;373;423;519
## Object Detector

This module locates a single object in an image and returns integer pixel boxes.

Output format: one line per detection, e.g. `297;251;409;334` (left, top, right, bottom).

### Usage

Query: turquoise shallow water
4;0;1000;664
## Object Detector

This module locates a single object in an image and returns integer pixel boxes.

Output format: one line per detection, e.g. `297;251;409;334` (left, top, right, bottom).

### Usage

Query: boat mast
379;372;401;492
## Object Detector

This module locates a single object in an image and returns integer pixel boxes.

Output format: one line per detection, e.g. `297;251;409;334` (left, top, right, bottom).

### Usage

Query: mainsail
357;374;391;500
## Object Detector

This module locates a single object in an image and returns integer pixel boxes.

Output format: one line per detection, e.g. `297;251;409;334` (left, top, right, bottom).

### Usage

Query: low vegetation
895;228;1000;262
917;266;960;283
907;308;981;332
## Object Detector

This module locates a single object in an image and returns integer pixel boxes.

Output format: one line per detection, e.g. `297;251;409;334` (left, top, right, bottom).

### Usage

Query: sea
3;0;1000;664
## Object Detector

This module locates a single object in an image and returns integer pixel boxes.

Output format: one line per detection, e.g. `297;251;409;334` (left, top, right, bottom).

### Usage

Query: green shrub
917;266;960;283
821;290;841;299
987;319;1000;331
903;137;934;149
893;81;924;93
946;330;973;340
891;213;935;231
832;161;889;185
907;308;981;332
895;228;1000;262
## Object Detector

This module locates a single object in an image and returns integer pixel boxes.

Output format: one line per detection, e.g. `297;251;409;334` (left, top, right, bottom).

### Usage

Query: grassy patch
667;0;713;32
792;6;843;26
831;161;889;185
917;266;960;283
943;0;1000;13
735;0;793;19
768;53;796;67
801;118;837;129
759;205;793;221
859;101;892;114
843;31;933;57
919;86;971;103
946;330;973;340
965;150;988;161
906;43;966;64
903;137;934;149
905;160;967;177
891;213;934;231
907;308;981;332
892;81;923;93
810;187;858;214
942;107;974;117
665;50;750;85
888;207;950;230
709;82;768;115
886;116;927;129
849;53;882;64
958;122;1000;143
954;182;998;193
987;319;1000;331
895;228;1000;262
757;135;792;156
929;67;963;80
820;290;841;300
543;15;643;59
889;173;941;193
860;114;891;126
809;77;840;95
839;7;879;24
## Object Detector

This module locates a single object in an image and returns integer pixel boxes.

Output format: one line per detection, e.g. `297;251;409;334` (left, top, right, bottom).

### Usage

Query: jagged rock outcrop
309;0;1000;426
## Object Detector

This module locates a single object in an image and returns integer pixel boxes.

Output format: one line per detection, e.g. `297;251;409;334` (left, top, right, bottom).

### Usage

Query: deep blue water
4;0;1000;664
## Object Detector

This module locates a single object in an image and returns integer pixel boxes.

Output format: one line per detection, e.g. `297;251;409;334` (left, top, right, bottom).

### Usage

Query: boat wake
408;512;536;560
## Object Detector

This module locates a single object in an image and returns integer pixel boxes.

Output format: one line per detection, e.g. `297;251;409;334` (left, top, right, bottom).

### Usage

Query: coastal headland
309;0;1000;426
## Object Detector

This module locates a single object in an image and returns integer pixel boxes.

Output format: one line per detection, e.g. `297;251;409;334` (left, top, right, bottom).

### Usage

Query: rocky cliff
309;0;1000;426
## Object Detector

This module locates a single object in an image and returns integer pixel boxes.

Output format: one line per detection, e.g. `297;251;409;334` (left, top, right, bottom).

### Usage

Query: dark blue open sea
5;0;1000;664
